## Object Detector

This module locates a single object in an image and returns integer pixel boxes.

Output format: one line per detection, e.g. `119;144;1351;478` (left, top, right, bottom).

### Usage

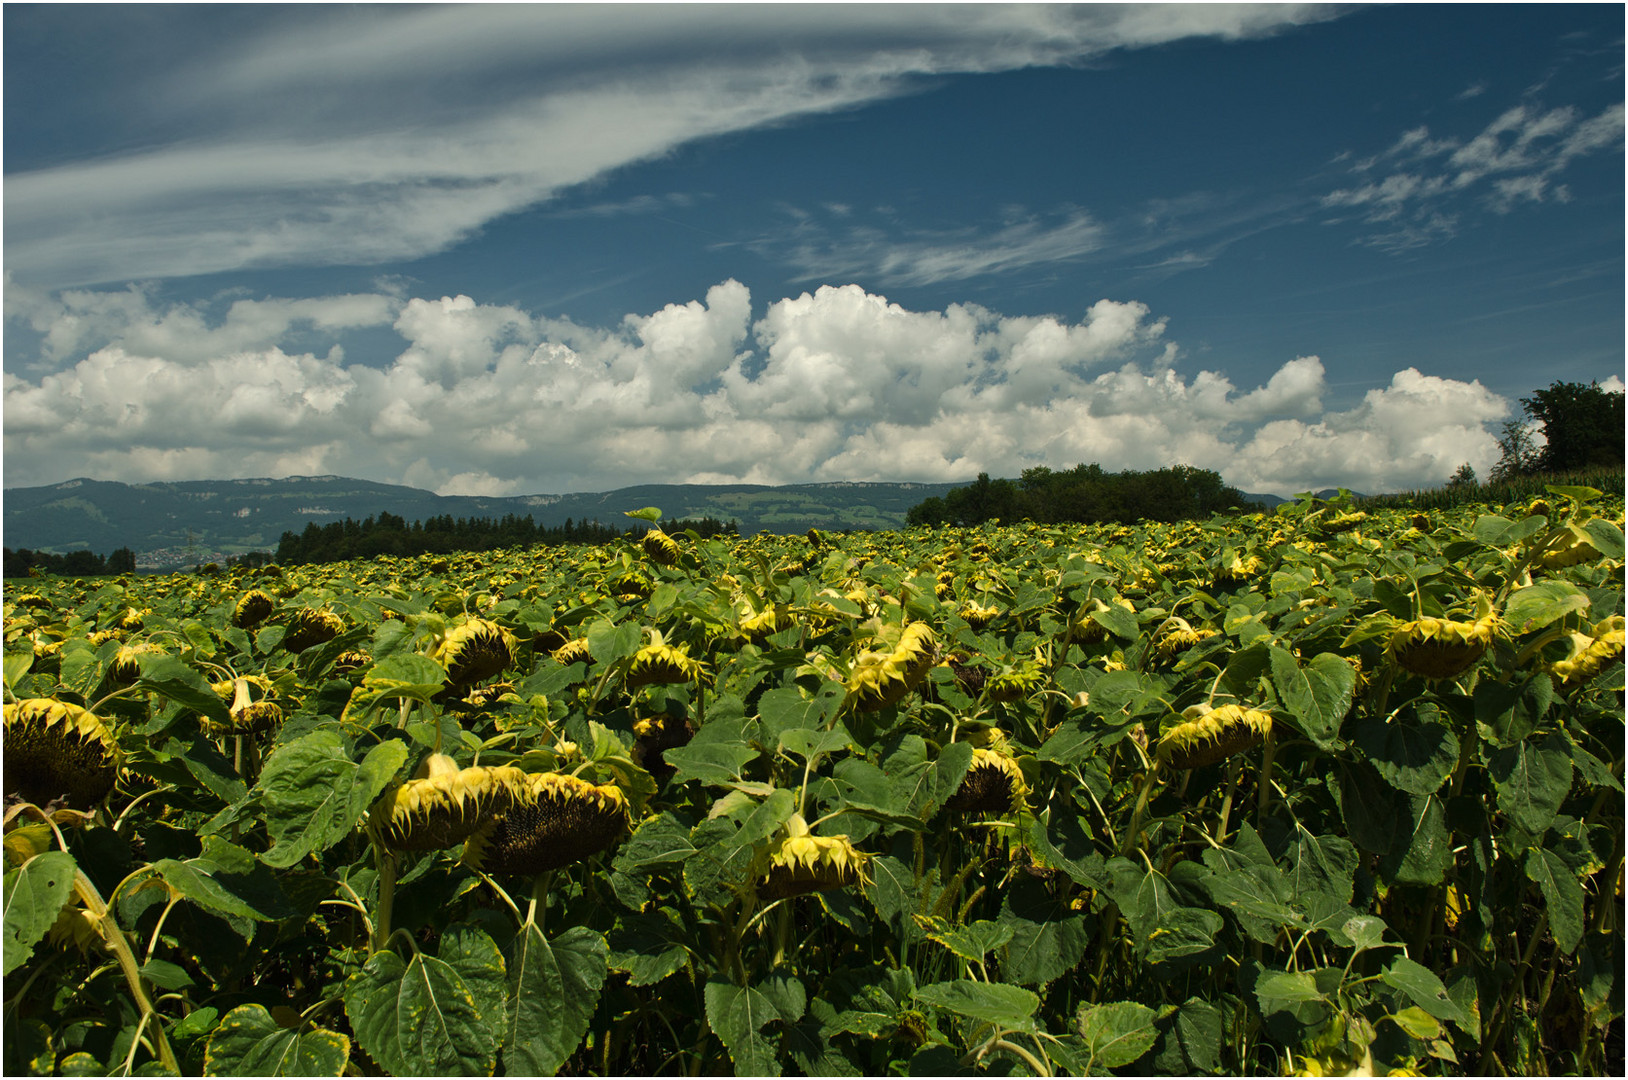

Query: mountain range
2;475;1296;569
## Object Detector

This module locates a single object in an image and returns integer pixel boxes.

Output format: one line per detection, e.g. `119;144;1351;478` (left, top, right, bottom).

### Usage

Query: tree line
3;546;138;579
906;463;1253;528
274;510;738;565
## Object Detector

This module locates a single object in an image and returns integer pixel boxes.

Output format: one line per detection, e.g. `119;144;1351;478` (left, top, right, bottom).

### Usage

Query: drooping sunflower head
739;604;796;644
642;529;681;567
1550;615;1625;685
754;813;870;900
332;650;372;676
461;772;629;875
1389;599;1501;680
1065;597;1135;646
281;608;345;653
944;747;1028;814
625;632;707;689
845;622;938;711
3;699;121;807
552;638;595;666
369;753;531;853
1214;552;1265;587
232;590;276;629
986;658;1047;703
957;603;1000;632
1153;618;1217;662
106;642;165;686
1156;704;1273;770
432;618;518;687
1313;510;1368;535
1537;523;1603;570
631;712;696;780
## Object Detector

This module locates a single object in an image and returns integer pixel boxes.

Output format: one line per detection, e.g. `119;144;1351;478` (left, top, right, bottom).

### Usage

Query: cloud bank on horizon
4;4;1622;500
5;277;1555;498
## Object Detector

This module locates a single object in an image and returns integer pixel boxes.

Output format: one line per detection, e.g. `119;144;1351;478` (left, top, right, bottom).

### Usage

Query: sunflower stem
1254;729;1278;828
72;869;178;1074
370;848;398;956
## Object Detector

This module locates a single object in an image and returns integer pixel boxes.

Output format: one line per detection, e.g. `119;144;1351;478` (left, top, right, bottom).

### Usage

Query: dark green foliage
906;463;1252;526
274;511;736;565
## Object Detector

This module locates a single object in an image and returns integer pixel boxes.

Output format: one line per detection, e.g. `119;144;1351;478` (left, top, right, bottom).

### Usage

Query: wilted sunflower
1153;618;1217;661
755;813;869;900
740;605;795;643
106;642;165;686
1156;705;1273;770
626;632;707;689
986;658;1047;703
281;608;345;653
958;603;1000;631
642;529;681;567
1065;597;1134;646
232;590;276;629
3;699;120;807
1313;510;1368;535
1389;601;1501;680
1550;615;1625;684
461;772;629;875
369;753;530;853
201;677;284;736
332;650;372;675
944;747;1028;814
1214;552;1265;587
553;638;594;666
846;622;938;711
1537;523;1603;570
432;618;517;687
631;712;696;781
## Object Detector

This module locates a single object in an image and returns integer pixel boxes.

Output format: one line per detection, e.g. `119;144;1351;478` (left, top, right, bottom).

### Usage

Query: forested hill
2;475;962;567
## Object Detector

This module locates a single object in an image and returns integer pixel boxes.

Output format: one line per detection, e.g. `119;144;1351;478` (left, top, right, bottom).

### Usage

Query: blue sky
4;3;1623;498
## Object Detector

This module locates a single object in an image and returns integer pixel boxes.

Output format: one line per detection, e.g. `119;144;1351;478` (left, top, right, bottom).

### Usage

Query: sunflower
957;603;1000;631
754;813;869;900
552;638;595;666
845;622;938;711
106;642;166;686
461;772;629;875
1550;615;1625;685
625;632;707;689
369;754;531;853
432;618;517;687
232;589;276;629
1389;601;1501;680
944;747;1027;814
3;699;121;807
281;609;345;653
1153;618;1217;661
1156;704;1272;770
1537;523;1603;570
739;605;795;644
986;658;1047;703
1065;597;1134;646
642;529;681;567
631;712;696;781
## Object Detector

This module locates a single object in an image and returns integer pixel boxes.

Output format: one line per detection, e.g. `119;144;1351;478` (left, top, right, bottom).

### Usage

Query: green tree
1490;418;1542;482
1446;463;1476;488
1522;380;1625;472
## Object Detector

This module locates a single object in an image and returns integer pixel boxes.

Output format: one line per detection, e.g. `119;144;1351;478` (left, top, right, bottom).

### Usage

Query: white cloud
5;5;1341;288
4;279;1519;498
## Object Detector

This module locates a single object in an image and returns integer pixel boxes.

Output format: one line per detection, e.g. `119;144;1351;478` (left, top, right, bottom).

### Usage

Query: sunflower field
3;488;1623;1077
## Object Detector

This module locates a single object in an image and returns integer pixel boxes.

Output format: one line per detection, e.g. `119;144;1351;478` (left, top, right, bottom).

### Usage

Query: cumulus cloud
5;4;1340;288
1325;98;1624;250
4;279;1515;498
